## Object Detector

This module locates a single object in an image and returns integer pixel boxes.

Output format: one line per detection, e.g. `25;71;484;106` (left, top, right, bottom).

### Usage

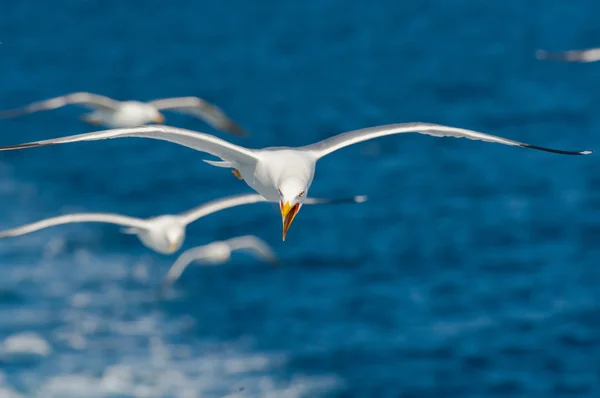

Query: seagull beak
169;241;177;252
280;201;300;241
154;113;165;123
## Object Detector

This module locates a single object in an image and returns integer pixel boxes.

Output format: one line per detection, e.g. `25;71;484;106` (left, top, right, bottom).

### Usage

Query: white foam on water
0;387;25;398
1;332;52;359
26;341;342;398
0;218;345;398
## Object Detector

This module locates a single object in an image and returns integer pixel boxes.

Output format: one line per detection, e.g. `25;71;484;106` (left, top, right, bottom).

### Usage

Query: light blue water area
0;1;599;396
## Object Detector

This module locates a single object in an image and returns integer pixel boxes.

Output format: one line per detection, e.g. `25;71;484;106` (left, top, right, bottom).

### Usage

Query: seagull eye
278;189;282;196
298;190;305;198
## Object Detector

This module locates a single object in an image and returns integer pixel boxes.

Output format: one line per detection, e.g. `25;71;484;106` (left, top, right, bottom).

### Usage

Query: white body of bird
84;101;164;128
121;215;186;254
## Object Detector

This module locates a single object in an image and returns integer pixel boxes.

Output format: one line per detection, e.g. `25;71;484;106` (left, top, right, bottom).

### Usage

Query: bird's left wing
0;125;259;164
148;97;248;136
301;122;592;159
159;246;210;293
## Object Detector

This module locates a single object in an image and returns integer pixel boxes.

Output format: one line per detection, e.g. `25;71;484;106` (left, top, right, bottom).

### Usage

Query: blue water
1;1;600;396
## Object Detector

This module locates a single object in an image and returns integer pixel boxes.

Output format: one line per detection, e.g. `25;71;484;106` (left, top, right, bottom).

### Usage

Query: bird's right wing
0;213;149;238
0;92;121;118
148;97;248;136
0;125;259;165
536;48;600;63
227;235;279;265
178;193;268;225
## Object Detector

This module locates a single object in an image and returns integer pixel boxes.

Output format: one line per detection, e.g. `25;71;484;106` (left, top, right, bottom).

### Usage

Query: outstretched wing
148;97;248;136
301;122;592;159
0;92;120;118
179;193;368;225
536;48;600;63
0;213;149;238
158;246;211;293
304;195;368;205
0;125;259;166
178;193;268;225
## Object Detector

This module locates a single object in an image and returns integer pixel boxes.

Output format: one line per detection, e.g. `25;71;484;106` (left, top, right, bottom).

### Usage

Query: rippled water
1;1;600;397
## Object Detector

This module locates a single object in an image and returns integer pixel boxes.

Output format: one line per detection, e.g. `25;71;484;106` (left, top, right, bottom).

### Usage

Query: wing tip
224;122;249;137
0;142;44;151
520;144;593;156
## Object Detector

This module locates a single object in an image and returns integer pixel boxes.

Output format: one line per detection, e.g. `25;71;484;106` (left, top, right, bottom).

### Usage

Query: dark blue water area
1;0;600;396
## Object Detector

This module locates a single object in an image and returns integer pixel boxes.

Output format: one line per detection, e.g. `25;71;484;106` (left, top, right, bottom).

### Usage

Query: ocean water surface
1;1;600;397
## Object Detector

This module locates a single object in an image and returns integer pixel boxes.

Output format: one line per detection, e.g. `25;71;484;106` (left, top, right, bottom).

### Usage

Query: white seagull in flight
0;193;366;253
159;235;278;293
0;122;591;240
536;48;600;63
0;92;247;136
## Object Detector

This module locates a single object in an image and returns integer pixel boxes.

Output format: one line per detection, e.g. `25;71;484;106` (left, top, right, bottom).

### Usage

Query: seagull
0;92;247;136
0;123;591;240
159;235;278;293
535;48;600;63
0;193;366;253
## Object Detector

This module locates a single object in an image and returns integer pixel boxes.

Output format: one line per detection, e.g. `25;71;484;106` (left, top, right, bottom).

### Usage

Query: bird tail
202;159;233;168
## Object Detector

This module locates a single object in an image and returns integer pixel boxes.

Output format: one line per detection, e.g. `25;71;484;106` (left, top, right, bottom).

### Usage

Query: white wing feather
0;213;149;238
178;194;268;225
0;125;259;165
159;246;211;290
301;122;591;158
148;97;247;136
0;92;120;118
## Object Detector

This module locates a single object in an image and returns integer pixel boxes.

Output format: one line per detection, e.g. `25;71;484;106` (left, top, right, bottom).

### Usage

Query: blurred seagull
0;123;591;240
159;235;278;293
536;48;600;63
0;193;366;254
0;92;247;136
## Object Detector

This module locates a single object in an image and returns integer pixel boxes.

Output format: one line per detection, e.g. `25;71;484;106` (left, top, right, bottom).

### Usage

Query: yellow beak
169;241;177;251
155;113;165;123
280;201;300;241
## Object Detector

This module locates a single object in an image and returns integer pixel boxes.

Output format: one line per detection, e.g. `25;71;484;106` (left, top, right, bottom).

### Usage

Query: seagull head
165;226;185;253
278;177;308;241
152;110;165;124
144;106;165;123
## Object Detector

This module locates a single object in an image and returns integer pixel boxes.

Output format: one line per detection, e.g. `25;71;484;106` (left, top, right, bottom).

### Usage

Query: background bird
0;92;248;136
158;235;278;295
0;193;367;254
536;48;600;63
